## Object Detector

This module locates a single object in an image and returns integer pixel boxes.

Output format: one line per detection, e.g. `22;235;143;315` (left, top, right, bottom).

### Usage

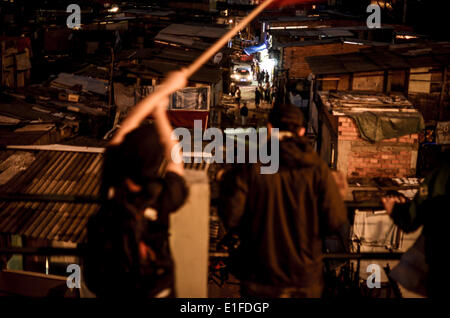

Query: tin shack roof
306;42;450;75
0;146;210;244
124;59;222;84
157;23;228;39
154;23;228;49
317;90;416;115
0;148;102;244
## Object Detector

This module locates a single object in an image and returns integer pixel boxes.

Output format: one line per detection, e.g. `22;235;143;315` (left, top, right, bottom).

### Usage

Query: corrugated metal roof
318;90;416;113
154;24;228;51
157;24;228;39
271;28;354;38
306;42;450;75
323;29;354;37
0;127;59;147
262;16;321;23
0;101;55;123
0;150;102;243
124;9;175;17
155;34;210;49
130;60;222;84
0;149;210;243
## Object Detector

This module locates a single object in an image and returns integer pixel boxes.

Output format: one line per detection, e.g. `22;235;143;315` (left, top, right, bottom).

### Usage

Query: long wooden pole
110;0;275;144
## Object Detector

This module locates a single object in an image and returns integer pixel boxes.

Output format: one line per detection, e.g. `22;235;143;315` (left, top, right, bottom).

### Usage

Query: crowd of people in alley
228;66;280;128
254;82;278;108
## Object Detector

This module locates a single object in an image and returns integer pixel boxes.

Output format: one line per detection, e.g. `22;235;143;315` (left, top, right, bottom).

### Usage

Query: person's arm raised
152;97;184;176
110;69;188;146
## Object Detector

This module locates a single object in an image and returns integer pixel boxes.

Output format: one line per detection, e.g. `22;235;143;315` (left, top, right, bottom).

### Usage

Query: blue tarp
243;41;267;55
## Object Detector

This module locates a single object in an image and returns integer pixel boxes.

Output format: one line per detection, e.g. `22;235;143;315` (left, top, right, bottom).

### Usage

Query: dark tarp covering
348;111;425;143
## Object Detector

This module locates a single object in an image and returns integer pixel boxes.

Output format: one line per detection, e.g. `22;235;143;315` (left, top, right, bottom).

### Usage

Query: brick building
337;116;419;178
314;91;423;178
277;39;371;79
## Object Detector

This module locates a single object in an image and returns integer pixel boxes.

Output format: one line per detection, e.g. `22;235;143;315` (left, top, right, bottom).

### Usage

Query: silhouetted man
219;104;348;298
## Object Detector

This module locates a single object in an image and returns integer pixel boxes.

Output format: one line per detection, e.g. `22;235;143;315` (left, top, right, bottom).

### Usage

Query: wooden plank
408;67;431;93
438;66;448;121
332;108;417;114
352;73;384;92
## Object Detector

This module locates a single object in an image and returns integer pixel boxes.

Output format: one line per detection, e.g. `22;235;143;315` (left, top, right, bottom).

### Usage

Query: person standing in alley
219;103;348;298
230;82;237;97
258;71;263;86
255;87;261;110
271;84;278;106
254;62;260;79
259;83;265;105
240;102;248;126
265;71;270;84
235;86;241;107
265;82;271;103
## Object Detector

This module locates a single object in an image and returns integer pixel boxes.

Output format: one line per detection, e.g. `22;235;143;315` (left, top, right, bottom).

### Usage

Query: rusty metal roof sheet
0;150;102;243
0;149;209;243
157;24;227;39
318;90;415;111
307;42;450;75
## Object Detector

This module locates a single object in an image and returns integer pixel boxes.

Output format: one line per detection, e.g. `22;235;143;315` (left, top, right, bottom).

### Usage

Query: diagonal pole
110;0;276;144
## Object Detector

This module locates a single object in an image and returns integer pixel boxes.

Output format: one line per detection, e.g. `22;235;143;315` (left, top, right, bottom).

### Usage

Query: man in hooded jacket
219;104;348;298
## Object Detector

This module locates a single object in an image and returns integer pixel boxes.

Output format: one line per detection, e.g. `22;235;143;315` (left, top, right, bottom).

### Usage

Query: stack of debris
0;37;32;89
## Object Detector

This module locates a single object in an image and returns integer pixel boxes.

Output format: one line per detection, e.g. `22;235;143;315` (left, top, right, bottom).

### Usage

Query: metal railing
0;246;403;260
0;193;399;260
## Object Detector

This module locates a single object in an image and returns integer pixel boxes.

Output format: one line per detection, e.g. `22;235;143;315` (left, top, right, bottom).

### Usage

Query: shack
306;42;450;123
115;46;224;129
314;90;424;179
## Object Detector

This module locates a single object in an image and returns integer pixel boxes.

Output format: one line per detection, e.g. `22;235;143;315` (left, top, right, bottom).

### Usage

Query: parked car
231;67;253;84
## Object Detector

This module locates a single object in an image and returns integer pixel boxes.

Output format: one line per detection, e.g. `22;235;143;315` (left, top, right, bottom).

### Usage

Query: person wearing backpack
84;71;189;298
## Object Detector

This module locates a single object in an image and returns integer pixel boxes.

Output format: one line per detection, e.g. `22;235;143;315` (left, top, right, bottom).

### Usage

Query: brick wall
337;116;419;178
283;43;368;79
